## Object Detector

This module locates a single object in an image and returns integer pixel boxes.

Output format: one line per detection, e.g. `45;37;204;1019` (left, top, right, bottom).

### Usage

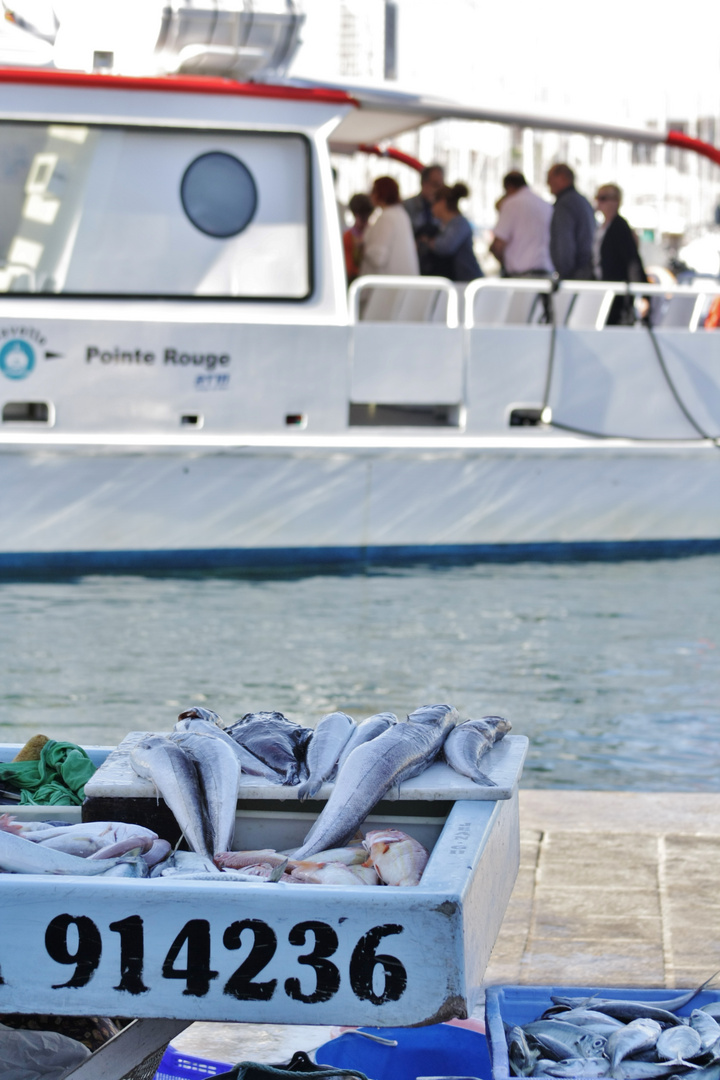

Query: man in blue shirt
546;163;596;279
403;163;444;274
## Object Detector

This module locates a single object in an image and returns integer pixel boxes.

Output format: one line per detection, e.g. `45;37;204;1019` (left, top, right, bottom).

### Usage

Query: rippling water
1;556;718;790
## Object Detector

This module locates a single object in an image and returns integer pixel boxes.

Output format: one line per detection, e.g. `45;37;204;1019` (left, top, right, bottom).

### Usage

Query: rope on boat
540;283;720;449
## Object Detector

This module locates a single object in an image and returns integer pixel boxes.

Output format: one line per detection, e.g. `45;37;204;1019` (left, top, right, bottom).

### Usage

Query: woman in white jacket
359;175;419;320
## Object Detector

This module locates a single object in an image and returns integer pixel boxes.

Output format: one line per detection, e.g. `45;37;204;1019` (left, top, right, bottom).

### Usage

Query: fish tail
472;770;498;786
296;779;322;801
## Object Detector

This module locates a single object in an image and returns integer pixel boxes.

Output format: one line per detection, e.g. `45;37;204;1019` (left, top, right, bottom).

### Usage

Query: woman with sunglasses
593;183;648;325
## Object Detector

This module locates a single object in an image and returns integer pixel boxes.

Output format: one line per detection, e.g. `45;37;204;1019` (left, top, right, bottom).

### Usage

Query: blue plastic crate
485;983;720;1080
315;1023;491;1080
154;1045;233;1080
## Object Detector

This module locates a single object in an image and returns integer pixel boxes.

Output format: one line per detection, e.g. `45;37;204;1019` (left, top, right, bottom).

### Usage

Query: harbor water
1;554;719;790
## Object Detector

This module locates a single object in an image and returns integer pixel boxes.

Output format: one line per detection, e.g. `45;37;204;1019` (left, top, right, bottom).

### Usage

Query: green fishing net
0;740;96;805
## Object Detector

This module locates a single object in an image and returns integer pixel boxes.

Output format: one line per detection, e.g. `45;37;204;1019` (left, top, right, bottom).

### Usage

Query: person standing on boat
593;183;648;325
426;183;483;282
343;192;374;284
359;175;419;319
403;163;445;274
546;163;596;279
490;171;553;277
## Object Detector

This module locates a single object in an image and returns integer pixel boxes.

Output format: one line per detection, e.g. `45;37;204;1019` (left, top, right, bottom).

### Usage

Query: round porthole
180;151;257;238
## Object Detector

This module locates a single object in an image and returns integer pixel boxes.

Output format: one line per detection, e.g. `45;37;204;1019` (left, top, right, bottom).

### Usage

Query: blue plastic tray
485;984;720;1080
315;1023;491;1080
155;1045;233;1079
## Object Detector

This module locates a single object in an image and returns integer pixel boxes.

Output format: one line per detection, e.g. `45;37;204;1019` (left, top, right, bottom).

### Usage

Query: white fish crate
0;736;527;1027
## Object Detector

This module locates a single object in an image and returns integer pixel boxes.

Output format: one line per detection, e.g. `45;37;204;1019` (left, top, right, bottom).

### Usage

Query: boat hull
2;436;720;572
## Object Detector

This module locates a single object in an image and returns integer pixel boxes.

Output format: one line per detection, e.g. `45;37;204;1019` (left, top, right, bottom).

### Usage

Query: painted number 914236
41;915;407;1005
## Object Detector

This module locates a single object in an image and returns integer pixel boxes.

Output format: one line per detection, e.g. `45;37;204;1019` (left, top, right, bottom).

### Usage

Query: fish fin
472;770;498;787
269;859;289;882
296;779;321;802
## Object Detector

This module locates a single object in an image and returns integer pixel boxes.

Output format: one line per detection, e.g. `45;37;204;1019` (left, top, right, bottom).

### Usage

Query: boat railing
348;276;460;327
347;275;718;332
464;277;719;332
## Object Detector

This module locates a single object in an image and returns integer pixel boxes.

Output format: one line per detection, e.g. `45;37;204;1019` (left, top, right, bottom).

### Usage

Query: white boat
1;7;720;573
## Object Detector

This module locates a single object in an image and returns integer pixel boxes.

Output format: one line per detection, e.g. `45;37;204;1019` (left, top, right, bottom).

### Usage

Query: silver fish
178;706;225;727
130;735;212;858
174;716;284;783
226;711;313;785
0;829;140;876
553;974;720;1017
536;1059;609;1078
169;729;241;855
297;711;356;800
509;1025;542;1076
292;704;459;860
690;1009;720;1050
442;715;511;785
605;1018;662;1070
333;713;398;776
655;1024;702;1063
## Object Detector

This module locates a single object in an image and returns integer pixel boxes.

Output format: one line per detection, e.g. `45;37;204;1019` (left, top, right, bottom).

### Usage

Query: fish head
178;706;224;727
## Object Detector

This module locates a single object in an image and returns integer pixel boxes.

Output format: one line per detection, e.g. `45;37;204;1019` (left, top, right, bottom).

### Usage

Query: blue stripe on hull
1;538;720;577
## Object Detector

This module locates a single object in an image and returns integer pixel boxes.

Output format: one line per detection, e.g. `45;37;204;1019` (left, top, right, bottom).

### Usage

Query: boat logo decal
0;338;35;380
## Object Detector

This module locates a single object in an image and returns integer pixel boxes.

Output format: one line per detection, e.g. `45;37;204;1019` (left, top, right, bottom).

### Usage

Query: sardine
297;711;356;800
362;828;428;886
442;715;511;785
130;735;212;858
226;711;313;785
334;713;398;776
292;704;459;859
174;715;284;783
0;829;141;876
169;729;241;855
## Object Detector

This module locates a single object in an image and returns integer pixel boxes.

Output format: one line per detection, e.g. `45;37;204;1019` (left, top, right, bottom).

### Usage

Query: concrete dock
173;791;720;1065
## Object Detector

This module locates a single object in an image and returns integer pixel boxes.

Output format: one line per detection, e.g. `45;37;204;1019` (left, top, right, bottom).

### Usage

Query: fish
535;1059;609;1078
552;974;720;1017
174;715;284;783
169;729;242;855
214;849;290;871
87;836;155;859
292;704;459;859
288;862;378;886
0;829;143;876
508;1025;542;1076
442;715;511;785
690;1009;720;1050
654;1024;703;1063
225;711;313;785
296;711;356;800
540;1008;625;1031
362;828;429;886
333;713;398;776
130;734;212;858
604;1018;662;1071
177;706;225;727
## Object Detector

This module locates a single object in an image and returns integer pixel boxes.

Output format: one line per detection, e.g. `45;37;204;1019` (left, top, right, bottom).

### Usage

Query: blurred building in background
290;0;720;277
